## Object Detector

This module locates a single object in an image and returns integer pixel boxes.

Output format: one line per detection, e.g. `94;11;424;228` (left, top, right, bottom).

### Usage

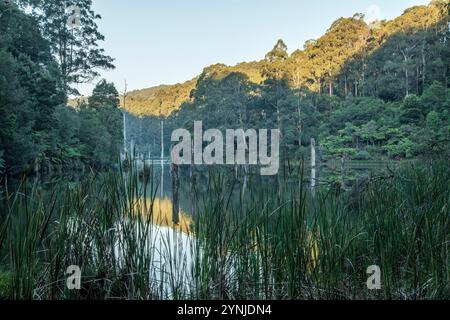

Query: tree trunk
310;138;316;190
171;164;180;225
297;94;302;147
276;101;281;132
422;42;426;92
122;81;128;155
190;140;197;218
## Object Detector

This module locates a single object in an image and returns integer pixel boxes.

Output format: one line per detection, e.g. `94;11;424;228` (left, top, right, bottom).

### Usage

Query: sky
74;0;431;96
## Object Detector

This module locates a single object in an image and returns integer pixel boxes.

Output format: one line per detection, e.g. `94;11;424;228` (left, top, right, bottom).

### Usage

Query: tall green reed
0;159;448;300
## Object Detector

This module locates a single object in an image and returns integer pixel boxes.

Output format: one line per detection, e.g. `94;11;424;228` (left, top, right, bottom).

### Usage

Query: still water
29;160;402;297
149;160;402;220
128;161;399;296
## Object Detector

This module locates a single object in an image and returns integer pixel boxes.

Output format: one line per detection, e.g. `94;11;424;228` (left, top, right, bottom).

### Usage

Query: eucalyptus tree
262;39;289;135
18;0;115;94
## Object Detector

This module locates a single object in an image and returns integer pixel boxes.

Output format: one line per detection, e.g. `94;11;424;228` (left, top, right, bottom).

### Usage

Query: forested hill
119;1;449;117
124;0;449;163
117;61;265;116
1;0;449;176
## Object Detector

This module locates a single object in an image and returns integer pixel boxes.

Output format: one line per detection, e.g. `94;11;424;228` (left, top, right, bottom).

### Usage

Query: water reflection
145;161;401;222
138;197;193;235
61;160;404;298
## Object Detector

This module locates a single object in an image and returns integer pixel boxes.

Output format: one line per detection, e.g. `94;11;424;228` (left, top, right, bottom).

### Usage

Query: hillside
123;0;449;163
71;1;448;118
122;61;266;116
123;82;196;116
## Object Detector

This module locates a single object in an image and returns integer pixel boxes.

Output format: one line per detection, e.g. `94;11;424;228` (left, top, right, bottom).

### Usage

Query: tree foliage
137;1;449;162
18;0;115;93
0;2;121;174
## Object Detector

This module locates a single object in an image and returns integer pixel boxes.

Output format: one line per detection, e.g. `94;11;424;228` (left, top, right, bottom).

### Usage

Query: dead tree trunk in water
190;140;197;218
310;138;316;190
122;80;128;155
171;163;180;225
297;91;302;148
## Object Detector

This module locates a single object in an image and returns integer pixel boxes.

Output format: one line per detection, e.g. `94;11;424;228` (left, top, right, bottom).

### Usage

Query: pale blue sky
75;0;430;96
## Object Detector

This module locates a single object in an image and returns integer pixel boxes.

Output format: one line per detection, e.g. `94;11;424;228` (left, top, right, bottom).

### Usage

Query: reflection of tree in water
135;197;193;235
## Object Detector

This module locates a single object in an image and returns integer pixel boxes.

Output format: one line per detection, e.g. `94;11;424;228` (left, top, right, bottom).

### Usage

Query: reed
0;159;448;300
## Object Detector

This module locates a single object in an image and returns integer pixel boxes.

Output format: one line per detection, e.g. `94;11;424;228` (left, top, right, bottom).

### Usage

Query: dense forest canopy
118;61;266;117
123;0;449;162
1;1;449;175
115;0;449;117
0;1;122;175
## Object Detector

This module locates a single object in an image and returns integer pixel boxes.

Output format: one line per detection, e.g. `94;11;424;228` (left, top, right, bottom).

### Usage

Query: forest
0;0;449;301
0;0;122;175
1;1;449;176
124;1;450;165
